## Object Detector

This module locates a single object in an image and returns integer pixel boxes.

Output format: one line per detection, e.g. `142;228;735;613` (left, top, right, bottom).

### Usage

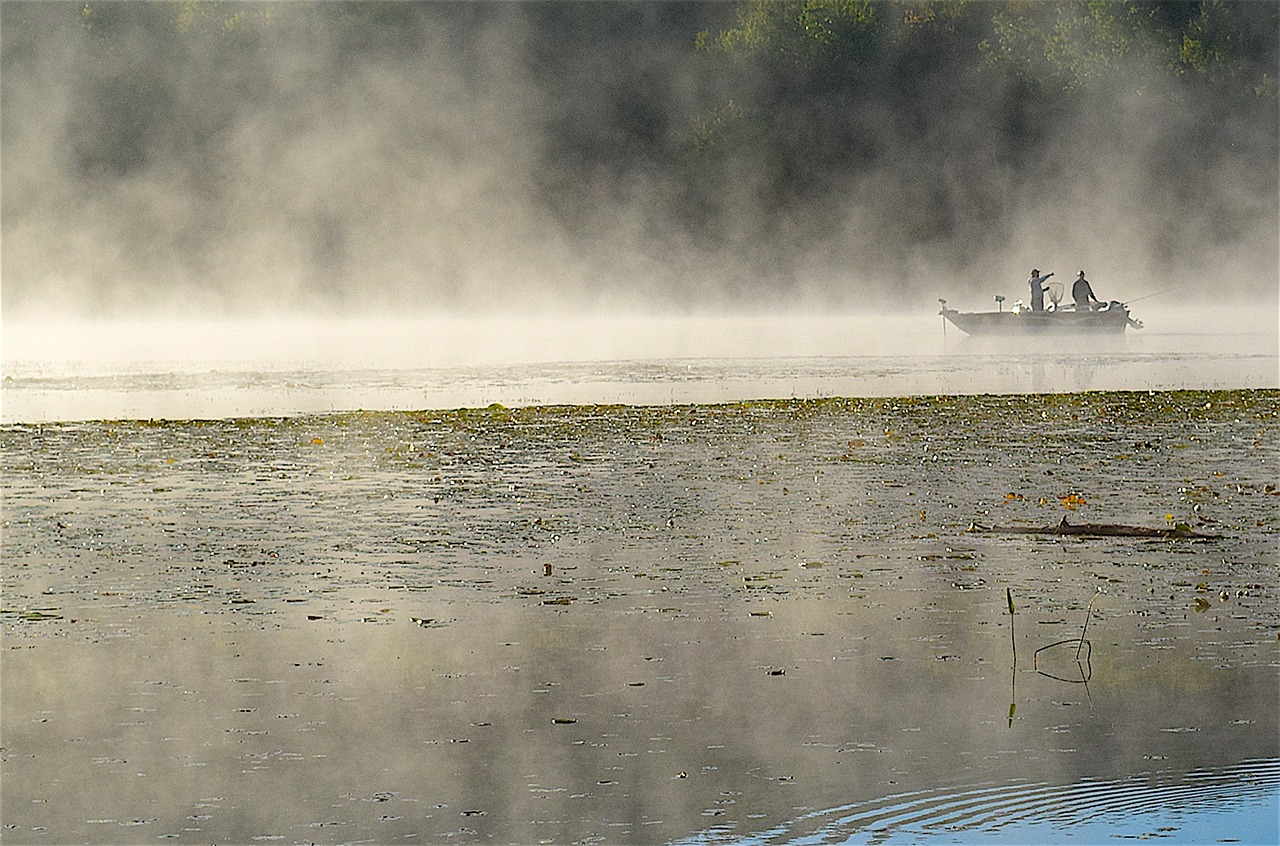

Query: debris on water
6;609;63;622
969;516;1222;539
1;389;1274;842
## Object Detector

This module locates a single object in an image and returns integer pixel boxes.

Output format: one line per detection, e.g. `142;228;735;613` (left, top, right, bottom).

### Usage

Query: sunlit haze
2;5;1278;843
3;303;1275;422
3;3;1277;318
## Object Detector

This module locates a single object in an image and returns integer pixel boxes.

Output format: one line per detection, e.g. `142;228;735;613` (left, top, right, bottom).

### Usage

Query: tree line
11;1;1278;306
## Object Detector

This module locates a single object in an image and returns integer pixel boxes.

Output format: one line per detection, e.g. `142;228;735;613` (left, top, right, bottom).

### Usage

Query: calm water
2;309;1277;843
2;308;1276;423
2;391;1277;844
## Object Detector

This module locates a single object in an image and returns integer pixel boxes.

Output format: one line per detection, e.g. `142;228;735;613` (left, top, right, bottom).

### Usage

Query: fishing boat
938;295;1143;336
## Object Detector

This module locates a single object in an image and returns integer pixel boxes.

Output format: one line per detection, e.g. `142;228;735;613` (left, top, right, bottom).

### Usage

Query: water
692;758;1280;844
2;310;1277;843
2;307;1275;423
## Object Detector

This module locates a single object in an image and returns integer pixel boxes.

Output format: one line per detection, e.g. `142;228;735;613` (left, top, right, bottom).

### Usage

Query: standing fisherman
1072;270;1102;311
1028;269;1054;312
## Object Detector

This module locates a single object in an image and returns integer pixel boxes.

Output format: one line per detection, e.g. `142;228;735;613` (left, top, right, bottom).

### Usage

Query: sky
2;1;1277;319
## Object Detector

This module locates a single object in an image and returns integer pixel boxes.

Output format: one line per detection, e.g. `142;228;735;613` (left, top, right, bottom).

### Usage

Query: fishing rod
1124;288;1173;305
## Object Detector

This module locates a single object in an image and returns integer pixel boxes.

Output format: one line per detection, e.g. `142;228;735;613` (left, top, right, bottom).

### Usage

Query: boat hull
940;302;1136;336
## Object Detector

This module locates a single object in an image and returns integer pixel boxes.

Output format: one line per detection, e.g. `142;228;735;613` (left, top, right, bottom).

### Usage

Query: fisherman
1027;269;1054;312
1072;270;1102;311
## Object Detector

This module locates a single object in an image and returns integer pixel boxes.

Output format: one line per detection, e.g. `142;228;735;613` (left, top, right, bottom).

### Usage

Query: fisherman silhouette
1028;269;1054;312
1072;271;1102;311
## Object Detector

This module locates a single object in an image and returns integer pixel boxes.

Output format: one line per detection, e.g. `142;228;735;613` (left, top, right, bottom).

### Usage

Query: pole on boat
1123;288;1172;305
938;299;947;339
994;295;1005;313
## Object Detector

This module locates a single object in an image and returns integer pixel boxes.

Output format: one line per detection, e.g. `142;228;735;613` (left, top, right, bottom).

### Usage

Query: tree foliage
80;1;276;37
983;0;1277;95
6;1;1276;308
681;0;1277;281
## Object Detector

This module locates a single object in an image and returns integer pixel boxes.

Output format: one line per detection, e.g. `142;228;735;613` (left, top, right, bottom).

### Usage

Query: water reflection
2;393;1276;843
2;312;1276;423
1033;639;1093;685
692;757;1280;845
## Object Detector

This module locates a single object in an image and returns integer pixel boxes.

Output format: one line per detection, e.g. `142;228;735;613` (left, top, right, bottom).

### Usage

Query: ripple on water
694;757;1280;845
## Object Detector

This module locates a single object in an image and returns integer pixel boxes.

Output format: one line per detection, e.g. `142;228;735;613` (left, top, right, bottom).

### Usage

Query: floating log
968;516;1221;540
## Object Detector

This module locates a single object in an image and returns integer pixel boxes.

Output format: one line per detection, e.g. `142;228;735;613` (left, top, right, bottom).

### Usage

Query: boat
938;296;1142;336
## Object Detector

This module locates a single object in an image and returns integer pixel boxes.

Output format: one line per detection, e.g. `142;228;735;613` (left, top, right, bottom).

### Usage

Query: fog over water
3;389;1277;843
1;3;1277;412
3;8;1278;844
2;303;1275;423
2;2;1277;320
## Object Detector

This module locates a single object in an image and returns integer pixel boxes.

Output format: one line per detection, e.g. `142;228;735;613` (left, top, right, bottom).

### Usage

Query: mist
3;8;1278;838
2;1;1277;319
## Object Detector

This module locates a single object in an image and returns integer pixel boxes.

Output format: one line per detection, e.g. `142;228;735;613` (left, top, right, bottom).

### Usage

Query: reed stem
1076;589;1101;660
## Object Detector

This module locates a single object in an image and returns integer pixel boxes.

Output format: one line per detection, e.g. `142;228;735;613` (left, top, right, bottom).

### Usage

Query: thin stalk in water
1007;587;1017;666
1076;589;1101;660
1007;587;1016;727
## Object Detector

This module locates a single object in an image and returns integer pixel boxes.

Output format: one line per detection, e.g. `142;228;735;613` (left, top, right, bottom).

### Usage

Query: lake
2;306;1276;422
1;310;1277;844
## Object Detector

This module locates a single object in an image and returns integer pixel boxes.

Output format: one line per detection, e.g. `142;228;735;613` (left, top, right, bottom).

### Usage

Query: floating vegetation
1;608;63;622
1;388;1275;844
1060;493;1087;510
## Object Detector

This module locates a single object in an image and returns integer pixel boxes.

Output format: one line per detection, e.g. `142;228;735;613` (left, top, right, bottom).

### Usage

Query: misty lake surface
2;308;1276;422
1;312;1278;844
